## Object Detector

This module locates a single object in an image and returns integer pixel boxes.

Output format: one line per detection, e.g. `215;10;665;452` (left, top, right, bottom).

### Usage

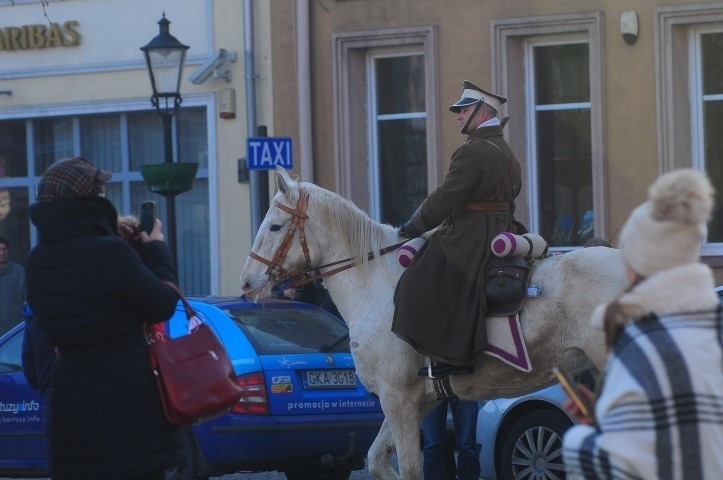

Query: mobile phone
140;201;157;234
553;367;594;419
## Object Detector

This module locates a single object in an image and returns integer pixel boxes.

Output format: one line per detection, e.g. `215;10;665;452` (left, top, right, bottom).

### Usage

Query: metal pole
296;0;314;183
257;126;269;210
161;111;178;268
244;0;263;240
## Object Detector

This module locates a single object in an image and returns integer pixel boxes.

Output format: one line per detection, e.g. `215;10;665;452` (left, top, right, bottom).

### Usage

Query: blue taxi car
0;297;385;480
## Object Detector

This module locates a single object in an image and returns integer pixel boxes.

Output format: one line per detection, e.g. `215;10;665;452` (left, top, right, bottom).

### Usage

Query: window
0;104;212;295
230;308;350;355
693;28;723;245
0;328;22;372
0;119;32;266
529;41;593;247
368;51;427;225
657;5;723;257
493;13;605;252
333;26;440;221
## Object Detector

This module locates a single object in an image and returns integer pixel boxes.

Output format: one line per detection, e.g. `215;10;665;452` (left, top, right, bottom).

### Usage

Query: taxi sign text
247;137;293;170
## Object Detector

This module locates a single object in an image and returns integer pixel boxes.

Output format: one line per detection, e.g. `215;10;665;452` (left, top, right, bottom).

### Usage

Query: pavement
1;458;389;480
210;464;380;479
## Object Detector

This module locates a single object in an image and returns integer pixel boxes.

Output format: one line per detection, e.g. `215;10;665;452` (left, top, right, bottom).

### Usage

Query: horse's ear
275;166;295;201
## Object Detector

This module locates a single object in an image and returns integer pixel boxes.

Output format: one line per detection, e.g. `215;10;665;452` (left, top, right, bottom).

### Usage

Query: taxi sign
247;137;293;170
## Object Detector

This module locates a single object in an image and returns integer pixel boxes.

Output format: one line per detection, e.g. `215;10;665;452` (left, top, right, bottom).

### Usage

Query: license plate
302;369;357;389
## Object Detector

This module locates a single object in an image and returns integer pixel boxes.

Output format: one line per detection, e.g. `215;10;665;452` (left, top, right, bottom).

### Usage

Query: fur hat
36;157;112;203
619;169;714;278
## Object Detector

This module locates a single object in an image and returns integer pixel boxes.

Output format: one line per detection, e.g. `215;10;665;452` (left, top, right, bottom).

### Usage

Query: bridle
248;187;406;288
249;188;312;287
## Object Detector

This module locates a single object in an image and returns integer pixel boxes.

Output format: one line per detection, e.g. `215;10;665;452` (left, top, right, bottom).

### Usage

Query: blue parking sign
247;137;293;170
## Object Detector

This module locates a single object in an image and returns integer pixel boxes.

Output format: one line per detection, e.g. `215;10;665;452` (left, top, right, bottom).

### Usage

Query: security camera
188;48;237;85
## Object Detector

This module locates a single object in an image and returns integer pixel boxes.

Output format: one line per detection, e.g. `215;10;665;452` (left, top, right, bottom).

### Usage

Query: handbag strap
162;280;196;320
146;282;199;344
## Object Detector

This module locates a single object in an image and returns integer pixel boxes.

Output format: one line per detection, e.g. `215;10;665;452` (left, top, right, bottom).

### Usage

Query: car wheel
284;465;352;480
498;409;572;480
177;426;209;480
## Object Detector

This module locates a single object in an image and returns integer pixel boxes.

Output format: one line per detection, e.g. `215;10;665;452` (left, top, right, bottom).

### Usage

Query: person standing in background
421;399;481;480
0;235;26;336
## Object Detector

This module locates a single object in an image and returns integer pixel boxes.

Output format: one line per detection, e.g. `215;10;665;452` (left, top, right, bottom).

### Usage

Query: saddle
396;230;543;316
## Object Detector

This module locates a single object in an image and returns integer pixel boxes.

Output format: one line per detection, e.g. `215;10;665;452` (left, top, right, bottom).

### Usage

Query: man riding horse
393;80;526;378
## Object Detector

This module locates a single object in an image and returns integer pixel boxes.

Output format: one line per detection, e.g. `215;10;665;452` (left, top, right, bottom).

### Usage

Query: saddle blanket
483;313;531;372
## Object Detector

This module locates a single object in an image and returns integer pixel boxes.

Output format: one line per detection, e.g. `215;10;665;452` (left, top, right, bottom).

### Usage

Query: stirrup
417;360;451;379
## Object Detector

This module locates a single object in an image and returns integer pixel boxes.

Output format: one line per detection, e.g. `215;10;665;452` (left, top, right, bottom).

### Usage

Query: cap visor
449;98;480;113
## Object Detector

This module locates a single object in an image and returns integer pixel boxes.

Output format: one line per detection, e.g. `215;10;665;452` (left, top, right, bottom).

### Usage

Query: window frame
690;24;723;252
656;4;723;258
366;47;427;221
493;12;606;251
332;26;440;213
525;35;591;247
0;93;220;292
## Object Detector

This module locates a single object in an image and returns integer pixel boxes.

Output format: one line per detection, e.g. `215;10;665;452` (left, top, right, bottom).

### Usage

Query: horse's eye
270;224;282;232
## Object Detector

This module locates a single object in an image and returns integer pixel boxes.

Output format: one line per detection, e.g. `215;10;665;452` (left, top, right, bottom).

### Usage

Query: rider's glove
398;221;422;239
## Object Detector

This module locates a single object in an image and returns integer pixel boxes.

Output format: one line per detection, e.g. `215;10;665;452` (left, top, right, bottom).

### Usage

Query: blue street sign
247;137;293;170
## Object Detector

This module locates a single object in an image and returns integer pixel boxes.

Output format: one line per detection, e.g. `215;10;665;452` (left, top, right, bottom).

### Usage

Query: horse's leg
378;393;423;480
367;418;399;480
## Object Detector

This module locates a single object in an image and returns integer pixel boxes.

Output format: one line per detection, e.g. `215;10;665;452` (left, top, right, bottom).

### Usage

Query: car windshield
0;331;23;374
225;308;350;354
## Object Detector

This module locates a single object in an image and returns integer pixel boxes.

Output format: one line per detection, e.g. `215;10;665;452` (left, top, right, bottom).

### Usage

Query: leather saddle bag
483;255;530;316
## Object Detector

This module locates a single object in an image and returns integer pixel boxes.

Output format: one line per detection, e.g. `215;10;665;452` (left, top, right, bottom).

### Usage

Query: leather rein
249;187;406;288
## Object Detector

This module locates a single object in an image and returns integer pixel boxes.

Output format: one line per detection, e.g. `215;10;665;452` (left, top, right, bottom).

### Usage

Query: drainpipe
244;0;268;238
297;0;314;182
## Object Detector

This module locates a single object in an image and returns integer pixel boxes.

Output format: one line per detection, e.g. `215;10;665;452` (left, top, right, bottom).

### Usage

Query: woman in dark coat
25;157;185;480
393;81;525;376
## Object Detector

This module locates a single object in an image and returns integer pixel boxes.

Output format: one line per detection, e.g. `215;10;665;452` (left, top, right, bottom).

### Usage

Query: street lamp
140;13;198;268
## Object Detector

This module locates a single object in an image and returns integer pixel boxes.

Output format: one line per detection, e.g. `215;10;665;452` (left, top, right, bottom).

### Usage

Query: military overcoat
392;125;524;365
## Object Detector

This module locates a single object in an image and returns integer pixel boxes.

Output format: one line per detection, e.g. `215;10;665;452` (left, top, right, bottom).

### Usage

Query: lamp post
140;13;196;268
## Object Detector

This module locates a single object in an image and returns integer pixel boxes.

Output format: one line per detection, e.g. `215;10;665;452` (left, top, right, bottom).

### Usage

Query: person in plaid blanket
562;169;723;479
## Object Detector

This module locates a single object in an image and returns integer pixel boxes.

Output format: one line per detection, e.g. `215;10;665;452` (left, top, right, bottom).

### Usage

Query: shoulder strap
162;280;196;319
482;139;516;197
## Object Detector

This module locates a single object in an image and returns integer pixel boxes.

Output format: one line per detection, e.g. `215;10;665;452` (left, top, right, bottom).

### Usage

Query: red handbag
147;284;243;426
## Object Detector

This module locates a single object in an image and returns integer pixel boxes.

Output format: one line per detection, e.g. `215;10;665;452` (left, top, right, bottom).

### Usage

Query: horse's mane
301;182;394;268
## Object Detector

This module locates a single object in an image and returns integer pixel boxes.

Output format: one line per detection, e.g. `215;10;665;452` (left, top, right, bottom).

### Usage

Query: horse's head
242;166;402;301
241;166;320;300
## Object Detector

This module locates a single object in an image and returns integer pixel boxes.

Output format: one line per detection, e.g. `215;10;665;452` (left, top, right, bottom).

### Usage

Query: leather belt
463;202;510;213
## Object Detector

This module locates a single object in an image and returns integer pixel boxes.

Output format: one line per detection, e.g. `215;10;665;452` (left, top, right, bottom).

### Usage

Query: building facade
269;0;723;281
4;0;723;296
0;0;273;295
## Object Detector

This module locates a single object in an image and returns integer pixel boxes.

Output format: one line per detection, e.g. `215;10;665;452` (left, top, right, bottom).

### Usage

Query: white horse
241;166;628;480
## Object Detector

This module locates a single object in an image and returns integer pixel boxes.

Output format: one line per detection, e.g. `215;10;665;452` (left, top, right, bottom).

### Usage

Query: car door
0;325;47;474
